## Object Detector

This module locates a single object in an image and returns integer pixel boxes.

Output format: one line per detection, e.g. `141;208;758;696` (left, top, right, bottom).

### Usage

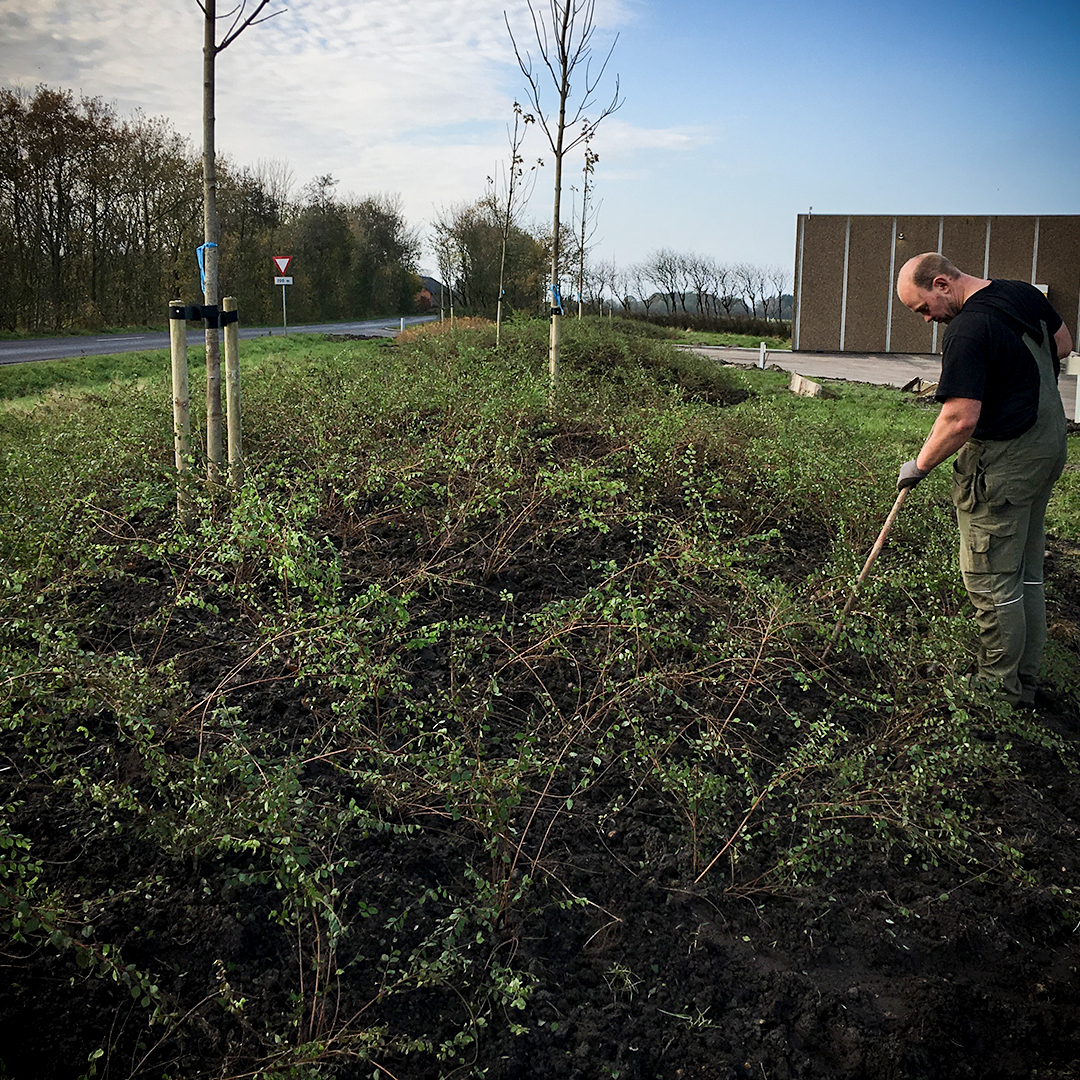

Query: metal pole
169;301;193;526
222;296;243;491
281;284;288;335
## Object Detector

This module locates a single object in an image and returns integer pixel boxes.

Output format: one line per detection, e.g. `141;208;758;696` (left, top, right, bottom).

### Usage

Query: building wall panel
842;216;894;353
942;216;989;280
887;216;940;354
796;215;848;351
1034;217;1080;340
987;216;1037;282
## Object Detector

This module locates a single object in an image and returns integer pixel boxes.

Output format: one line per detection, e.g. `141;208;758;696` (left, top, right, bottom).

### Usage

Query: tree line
434;205;791;330
1;83;789;336
0;85;420;332
612;249;791;323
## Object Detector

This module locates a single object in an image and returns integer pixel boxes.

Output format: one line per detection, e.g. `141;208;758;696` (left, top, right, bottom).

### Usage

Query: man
895;252;1072;706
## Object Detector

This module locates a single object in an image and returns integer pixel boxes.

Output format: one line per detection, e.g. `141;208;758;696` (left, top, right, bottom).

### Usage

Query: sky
2;0;1079;281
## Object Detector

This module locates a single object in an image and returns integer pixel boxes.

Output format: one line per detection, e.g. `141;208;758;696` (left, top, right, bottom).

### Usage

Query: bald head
897;252;981;325
901;253;962;292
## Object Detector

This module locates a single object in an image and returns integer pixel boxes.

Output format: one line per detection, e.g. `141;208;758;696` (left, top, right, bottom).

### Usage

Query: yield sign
272;255;292;275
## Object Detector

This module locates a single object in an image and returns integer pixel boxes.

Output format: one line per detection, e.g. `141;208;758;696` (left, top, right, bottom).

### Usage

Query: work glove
897;459;929;491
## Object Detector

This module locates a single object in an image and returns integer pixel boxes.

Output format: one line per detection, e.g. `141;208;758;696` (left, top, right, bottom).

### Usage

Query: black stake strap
168;304;239;328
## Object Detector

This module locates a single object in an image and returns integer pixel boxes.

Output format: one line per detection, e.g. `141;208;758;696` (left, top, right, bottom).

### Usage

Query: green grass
0;333;391;403
671;327;791;349
0;322;169;341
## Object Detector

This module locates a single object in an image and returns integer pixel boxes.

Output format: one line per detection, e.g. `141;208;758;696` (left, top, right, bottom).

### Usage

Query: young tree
495;102;542;345
197;0;284;484
507;0;621;398
573;141;600;318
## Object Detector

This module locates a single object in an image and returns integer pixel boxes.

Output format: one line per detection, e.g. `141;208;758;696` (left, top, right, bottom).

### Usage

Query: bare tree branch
218;0;286;52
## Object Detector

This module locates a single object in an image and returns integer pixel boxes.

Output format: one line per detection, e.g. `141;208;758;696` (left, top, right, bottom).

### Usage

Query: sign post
273;256;293;334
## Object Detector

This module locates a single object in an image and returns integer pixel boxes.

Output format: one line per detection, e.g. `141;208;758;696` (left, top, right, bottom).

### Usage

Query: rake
824;487;910;658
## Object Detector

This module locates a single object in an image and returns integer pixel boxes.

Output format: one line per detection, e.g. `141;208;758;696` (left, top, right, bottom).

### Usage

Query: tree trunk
549;118;564;399
203;0;223;486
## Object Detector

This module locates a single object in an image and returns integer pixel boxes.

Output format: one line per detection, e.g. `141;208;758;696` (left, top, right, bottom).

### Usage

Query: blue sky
2;0;1078;281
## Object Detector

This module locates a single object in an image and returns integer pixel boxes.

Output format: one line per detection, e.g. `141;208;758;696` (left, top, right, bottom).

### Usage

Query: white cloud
591;117;712;156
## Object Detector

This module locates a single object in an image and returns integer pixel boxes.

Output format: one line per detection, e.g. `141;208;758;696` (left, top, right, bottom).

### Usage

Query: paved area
686;345;1080;421
0;315;438;366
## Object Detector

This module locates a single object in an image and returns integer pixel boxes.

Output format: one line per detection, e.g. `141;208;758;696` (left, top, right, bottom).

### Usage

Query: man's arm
1054;322;1073;360
916;397;982;472
898;396;981;490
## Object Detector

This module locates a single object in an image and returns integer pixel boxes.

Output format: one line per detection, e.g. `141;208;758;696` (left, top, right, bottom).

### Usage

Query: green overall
951;318;1067;704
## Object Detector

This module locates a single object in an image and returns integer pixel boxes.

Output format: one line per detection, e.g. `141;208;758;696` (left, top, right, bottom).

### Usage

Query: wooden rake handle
825;486;910;656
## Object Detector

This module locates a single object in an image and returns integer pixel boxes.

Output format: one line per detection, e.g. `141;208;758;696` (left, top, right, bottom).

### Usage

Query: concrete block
789;371;823;398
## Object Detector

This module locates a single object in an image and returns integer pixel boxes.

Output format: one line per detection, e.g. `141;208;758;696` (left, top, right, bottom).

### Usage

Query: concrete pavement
686;344;1080;421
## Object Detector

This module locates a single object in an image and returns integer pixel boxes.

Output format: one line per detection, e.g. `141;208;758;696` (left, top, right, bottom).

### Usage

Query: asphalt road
0;314;438;365
688;344;1080;421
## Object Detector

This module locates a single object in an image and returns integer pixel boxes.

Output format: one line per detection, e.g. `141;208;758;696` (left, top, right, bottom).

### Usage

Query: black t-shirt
937;279;1063;441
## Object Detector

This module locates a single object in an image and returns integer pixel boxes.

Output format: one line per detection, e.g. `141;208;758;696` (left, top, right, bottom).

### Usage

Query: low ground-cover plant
1;317;1078;1078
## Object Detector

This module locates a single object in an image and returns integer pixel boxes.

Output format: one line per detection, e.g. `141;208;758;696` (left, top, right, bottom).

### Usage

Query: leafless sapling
506;0;621;399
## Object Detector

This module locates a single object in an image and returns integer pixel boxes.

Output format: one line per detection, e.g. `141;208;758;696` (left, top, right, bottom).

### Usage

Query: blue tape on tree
196;242;219;292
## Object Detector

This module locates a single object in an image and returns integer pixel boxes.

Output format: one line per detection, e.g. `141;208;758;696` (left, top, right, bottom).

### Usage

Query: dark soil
2;491;1080;1080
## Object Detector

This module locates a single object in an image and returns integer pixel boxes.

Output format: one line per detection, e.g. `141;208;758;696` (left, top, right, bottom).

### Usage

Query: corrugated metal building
792;214;1080;353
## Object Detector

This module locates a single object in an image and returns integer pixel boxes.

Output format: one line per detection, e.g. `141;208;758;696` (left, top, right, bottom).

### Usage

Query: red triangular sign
273;256;292;274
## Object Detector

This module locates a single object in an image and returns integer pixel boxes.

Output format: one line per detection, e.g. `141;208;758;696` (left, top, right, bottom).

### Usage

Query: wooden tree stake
169;301;193;525
222;295;243;491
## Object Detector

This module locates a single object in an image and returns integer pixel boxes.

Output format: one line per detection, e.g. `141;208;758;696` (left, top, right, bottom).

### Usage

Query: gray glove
897;459;929;490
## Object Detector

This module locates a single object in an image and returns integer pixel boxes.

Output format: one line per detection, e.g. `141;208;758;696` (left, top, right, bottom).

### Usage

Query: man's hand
897;459;929;490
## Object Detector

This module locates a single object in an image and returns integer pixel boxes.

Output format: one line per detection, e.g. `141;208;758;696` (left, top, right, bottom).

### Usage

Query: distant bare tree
734;262;770;319
751;265;771;320
767;264;791;322
709;261;730;317
611;263;634;314
586;256;616;314
685;253;714;316
507;0;621;399
647;248;680;314
629;262;656;315
253;157;294;218
673;252;695;313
